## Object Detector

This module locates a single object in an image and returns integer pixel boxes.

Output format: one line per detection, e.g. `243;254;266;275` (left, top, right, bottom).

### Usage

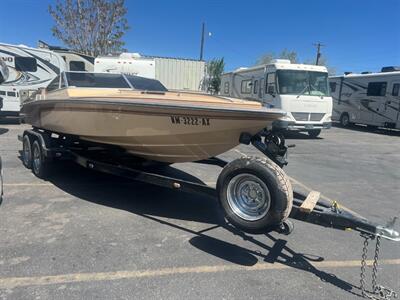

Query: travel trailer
0;43;67;116
94;53;206;91
329;67;400;129
0;42;94;117
220;60;332;137
37;40;94;72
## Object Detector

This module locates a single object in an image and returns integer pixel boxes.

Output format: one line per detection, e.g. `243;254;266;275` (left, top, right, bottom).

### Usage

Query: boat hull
22;98;283;163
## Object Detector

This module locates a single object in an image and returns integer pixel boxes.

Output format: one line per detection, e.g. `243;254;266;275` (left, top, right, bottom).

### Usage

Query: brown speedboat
21;72;284;163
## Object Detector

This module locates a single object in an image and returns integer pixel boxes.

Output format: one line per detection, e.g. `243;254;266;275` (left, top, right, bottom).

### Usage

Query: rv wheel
31;140;49;179
307;129;321;138
217;157;293;233
340;113;350;127
22;134;33;169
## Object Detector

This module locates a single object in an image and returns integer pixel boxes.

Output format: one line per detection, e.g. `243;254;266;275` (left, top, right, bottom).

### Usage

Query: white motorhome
0;43;67;116
220;60;332;137
329;67;400;129
95;53;206;91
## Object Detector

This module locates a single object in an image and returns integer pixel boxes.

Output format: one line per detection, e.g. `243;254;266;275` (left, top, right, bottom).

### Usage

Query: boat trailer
19;128;399;299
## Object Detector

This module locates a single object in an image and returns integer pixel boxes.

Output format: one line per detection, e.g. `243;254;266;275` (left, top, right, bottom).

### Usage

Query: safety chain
360;234;398;300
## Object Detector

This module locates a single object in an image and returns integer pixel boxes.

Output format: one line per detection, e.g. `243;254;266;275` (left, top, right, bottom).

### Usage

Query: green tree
255;49;298;65
207;58;225;94
49;0;130;57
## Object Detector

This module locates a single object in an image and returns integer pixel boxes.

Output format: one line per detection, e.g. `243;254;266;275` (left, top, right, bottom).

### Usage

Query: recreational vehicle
94;53;206;91
329;67;400;129
0;43;67;116
38;40;94;72
0;42;94;117
220;60;332;137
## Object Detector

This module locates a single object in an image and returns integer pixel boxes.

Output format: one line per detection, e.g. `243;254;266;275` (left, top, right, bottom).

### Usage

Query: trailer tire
307;129;321;138
340;113;350;127
217;157;293;233
22;134;33;169
31;140;49;179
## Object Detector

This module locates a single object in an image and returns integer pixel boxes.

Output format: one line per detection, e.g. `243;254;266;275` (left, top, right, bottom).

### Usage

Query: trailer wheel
31;140;49;179
340;113;350;127
217;157;293;233
307;129;321;138
22;134;33;169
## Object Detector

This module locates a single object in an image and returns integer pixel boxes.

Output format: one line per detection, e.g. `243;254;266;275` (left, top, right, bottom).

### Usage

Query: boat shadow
38;160;359;297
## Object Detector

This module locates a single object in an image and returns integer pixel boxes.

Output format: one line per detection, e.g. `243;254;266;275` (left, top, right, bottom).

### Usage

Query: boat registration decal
170;116;210;126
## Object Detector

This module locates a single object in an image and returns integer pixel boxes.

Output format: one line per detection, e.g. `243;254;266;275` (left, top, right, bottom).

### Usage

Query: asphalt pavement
0;123;399;299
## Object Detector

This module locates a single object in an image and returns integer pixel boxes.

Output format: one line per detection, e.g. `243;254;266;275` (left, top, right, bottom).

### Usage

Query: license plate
305;124;314;129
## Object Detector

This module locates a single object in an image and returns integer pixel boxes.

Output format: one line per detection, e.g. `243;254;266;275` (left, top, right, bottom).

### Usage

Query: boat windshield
125;75;168;92
64;72;168;92
276;70;329;97
65;72;131;88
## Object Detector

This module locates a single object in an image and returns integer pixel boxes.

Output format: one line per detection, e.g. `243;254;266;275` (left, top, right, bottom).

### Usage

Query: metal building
95;53;206;91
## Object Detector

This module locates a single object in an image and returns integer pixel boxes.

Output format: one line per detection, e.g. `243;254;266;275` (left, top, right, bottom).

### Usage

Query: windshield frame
60;71;168;92
276;69;329;97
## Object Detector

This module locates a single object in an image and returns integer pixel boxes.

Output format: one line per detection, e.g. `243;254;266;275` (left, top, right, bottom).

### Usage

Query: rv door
264;73;276;107
388;81;400;123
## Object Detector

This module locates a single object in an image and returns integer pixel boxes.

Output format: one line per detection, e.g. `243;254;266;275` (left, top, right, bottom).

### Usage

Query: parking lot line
0;259;399;289
3;183;54;186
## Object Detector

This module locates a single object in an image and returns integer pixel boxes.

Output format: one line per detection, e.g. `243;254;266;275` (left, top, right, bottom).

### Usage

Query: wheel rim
23;138;31;166
32;144;41;174
227;173;271;221
342;115;349;126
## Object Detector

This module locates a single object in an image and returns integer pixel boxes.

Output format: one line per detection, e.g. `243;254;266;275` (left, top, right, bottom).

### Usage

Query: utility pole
199;22;205;61
313;42;324;65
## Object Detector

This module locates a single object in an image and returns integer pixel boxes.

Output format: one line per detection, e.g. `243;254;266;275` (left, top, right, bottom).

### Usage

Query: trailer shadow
38;160;361;297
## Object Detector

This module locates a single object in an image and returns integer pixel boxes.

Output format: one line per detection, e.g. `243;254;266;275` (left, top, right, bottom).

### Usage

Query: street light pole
199;22;205;61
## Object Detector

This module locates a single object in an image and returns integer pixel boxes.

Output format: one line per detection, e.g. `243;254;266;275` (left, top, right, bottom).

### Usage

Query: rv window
241;80;252;94
0;91;5;95
15;57;37;72
329;82;336;93
253;80;258;94
266;73;275;94
46;76;60;92
392;83;400;96
367;82;386;96
69;61;86;71
224;82;229;94
7;91;16;97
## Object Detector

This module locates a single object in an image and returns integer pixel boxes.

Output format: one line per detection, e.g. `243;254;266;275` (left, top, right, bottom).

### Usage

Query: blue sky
1;0;399;74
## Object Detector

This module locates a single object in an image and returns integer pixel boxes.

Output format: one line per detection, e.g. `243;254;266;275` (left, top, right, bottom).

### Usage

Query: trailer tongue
19;128;399;299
